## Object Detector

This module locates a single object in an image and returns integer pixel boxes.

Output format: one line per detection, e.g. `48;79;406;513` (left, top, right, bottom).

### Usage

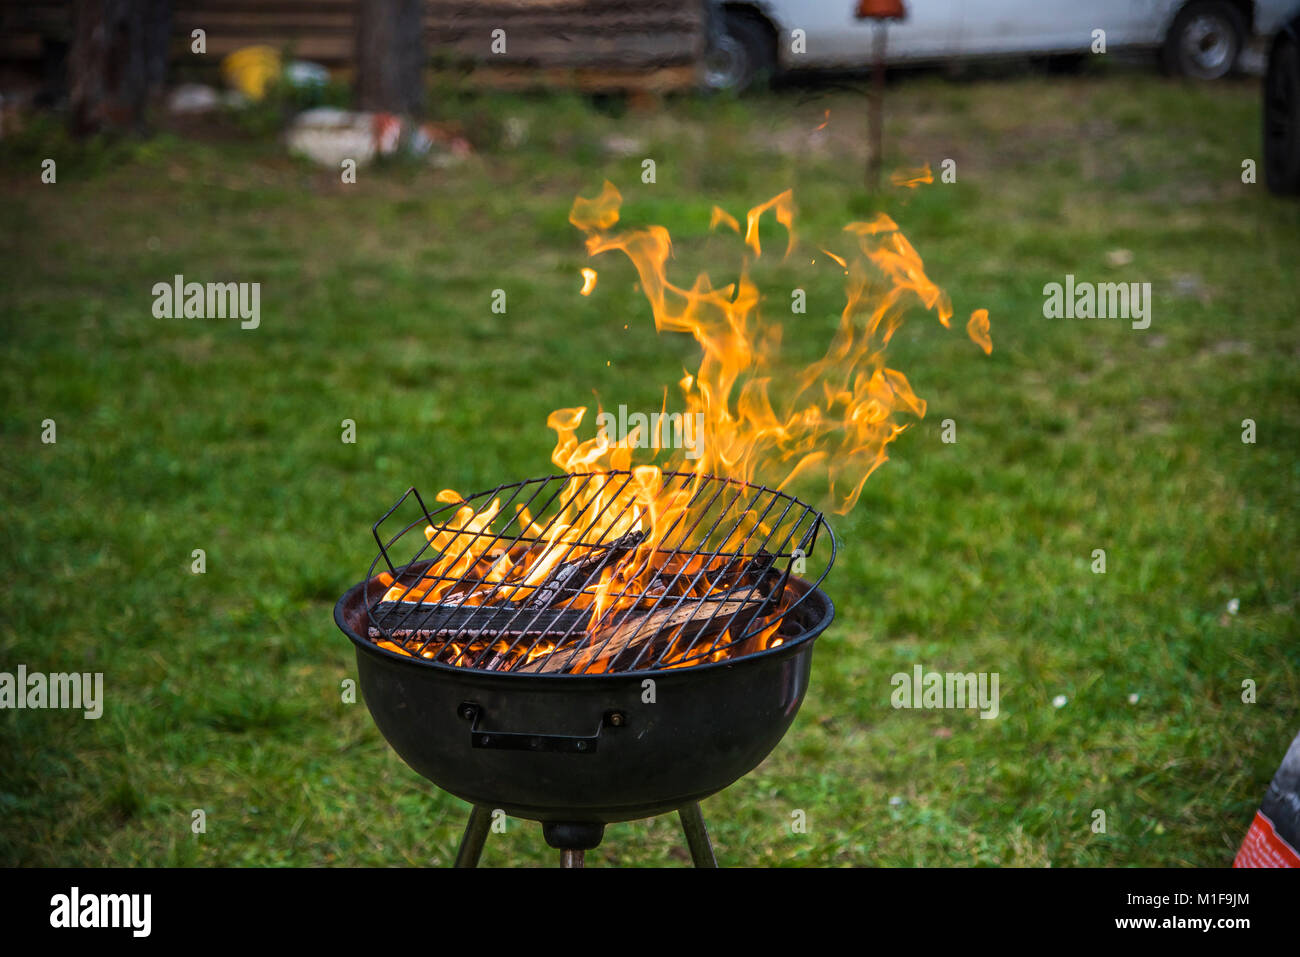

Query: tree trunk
68;0;170;137
68;0;146;136
142;0;172;98
355;0;425;115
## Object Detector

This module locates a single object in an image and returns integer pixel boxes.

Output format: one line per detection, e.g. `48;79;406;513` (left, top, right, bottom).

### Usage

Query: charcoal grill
334;471;836;866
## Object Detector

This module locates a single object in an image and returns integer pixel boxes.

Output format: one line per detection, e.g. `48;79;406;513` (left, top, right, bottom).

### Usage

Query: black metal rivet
575;741;588;752
609;712;625;727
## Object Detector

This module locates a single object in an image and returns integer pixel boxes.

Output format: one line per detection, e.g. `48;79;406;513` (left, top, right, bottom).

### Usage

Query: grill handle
457;702;624;754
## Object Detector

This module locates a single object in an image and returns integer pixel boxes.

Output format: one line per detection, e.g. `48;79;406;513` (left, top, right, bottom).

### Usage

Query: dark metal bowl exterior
335;574;834;824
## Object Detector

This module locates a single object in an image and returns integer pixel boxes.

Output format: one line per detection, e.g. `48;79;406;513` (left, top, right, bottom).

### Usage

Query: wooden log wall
0;0;705;91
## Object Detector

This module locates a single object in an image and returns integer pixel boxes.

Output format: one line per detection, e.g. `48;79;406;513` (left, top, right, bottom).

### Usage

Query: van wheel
703;10;776;92
1163;1;1246;79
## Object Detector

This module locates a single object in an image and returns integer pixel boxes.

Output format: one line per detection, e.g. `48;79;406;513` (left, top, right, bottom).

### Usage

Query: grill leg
453;805;492;868
678;802;718;868
559;849;585;868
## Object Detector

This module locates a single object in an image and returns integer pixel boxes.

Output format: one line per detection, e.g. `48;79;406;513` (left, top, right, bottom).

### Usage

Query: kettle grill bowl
335;572;834;824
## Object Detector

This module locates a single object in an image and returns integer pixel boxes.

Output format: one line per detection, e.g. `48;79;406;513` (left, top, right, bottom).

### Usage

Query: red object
855;0;906;20
372;112;403;155
1234;811;1300;867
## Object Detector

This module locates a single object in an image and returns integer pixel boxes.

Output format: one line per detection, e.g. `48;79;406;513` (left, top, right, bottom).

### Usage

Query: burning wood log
646;547;776;596
370;511;798;675
525;530;644;609
380;529;641;610
519;593;767;674
510;547;789;674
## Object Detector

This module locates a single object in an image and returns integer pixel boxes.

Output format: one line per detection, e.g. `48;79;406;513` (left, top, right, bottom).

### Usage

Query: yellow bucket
221;46;282;101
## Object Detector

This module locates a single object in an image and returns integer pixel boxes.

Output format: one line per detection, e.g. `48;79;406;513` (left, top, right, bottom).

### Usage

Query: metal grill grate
361;471;835;675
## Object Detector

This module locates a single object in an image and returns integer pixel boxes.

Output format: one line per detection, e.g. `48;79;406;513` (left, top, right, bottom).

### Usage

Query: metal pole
868;21;888;190
453;805;492;868
678;802;718;868
560;849;585;868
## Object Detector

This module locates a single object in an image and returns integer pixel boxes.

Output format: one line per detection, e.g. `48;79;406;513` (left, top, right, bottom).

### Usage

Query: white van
704;0;1299;88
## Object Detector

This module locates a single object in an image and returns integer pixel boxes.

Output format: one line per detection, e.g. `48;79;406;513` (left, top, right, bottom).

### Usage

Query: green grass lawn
1;66;1297;867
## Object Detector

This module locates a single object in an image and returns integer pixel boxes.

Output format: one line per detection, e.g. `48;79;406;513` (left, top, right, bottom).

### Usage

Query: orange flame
563;181;981;514
889;164;933;189
966;308;992;355
579;268;598;296
386;185;989;668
